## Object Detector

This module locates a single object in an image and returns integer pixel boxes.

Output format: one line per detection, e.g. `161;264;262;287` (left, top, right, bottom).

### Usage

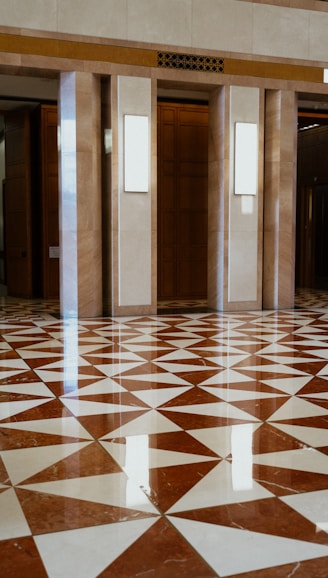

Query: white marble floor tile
22;472;158;513
2;442;91;485
101;409;182;438
0;416;93;439
34;518;158;578
253;448;328;475
168;517;328;577
0;488;31;540
281;489;328;532
167;461;273;513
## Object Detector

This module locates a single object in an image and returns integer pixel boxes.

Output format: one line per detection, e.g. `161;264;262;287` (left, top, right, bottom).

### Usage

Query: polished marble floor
1;292;328;576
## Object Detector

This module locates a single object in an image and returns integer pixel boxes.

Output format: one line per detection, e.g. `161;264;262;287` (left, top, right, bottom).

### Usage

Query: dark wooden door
157;101;208;300
4;111;34;297
39;105;59;298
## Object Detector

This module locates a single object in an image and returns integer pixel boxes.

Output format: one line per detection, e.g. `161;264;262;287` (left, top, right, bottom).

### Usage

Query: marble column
263;90;297;309
208;87;225;310
58;71;102;318
110;75;156;316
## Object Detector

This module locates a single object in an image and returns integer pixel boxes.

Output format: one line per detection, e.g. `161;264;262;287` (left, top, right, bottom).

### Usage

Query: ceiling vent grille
157;51;224;73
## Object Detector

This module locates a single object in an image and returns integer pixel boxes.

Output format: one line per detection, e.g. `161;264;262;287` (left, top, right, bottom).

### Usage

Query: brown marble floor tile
145;460;220;512
78;410;148;438
229;397;289;421
226;556;328;578
99;517;217;578
172;497;328;545
159;408;253;430
0;536;48;577
0;427;88;450
16;487;155;535
20;442;122;484
253;463;328;496
252;423;307;453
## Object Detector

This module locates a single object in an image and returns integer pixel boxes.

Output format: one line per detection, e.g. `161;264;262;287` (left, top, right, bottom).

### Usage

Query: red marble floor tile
130;349;176;362
158;408;253;430
300;397;328;411
24;357;64;370
113;378;188;392
273;415;328;429
0;457;10;484
298;376;328;394
37;366;108;379
117;361;165;377
67;391;150;408
175;369;225;386
172;497;328;545
229;396;289;421
160;387;225;408
205;380;286;395
0;427;89;450
20;442;122;484
112;430;219;458
45;377;106;396
0;398;72;423
145;460;220;512
99;516;217;578
0;370;41;385
252;423;307;454
0;351;21;360
0;536;48;578
284;361;327;375
253;463;328;496
16;487;155;534
78;410;148;439
0;392;48;403
226;556;328;578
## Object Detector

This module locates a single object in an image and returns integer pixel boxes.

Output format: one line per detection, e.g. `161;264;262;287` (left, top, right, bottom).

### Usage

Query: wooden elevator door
4;111;34;297
157;101;208;300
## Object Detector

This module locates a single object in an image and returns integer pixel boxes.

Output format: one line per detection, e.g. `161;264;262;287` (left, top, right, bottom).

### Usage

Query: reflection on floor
1;292;328;577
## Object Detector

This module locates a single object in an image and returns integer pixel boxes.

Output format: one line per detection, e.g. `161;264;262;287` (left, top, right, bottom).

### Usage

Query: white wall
0;1;327;64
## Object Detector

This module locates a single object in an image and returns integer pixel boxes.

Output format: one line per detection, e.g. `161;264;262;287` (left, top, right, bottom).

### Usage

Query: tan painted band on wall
0;32;324;84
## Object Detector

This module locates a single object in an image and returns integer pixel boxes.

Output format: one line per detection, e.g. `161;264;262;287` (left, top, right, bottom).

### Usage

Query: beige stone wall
0;0;328;65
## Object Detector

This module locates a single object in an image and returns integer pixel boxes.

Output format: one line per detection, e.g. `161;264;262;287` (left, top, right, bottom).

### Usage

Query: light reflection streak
231;423;253;491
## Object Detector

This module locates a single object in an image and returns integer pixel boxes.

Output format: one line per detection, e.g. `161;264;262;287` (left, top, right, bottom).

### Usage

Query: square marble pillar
263;90;297;309
58;71;102;318
110;75;156;316
208;87;225;311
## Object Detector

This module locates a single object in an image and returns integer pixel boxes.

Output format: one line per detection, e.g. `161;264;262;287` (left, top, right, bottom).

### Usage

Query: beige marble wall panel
58;0;127;40
192;0;253;53
116;76;154;310
309;11;328;61
228;86;260;306
0;0;57;31
229;232;258;302
127;0;192;47
253;4;310;59
2;0;328;67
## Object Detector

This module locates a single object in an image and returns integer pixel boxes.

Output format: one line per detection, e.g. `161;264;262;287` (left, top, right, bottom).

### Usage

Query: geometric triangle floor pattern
1;306;328;577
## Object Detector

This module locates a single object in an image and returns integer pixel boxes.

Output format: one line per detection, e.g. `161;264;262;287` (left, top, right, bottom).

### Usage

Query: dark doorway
3;104;59;299
157;101;208;302
296;118;328;290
